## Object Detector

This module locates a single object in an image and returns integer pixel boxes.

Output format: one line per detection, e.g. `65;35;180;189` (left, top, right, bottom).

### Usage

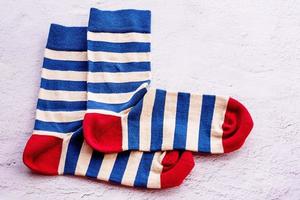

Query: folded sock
83;8;254;154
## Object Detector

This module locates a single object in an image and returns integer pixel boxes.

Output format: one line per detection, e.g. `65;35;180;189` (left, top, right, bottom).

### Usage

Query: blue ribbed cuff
46;24;87;51
88;8;151;33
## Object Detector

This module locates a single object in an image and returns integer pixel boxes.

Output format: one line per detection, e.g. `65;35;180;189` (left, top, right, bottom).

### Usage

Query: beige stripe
58;134;72;174
88;71;150;83
121;152;143;186
161;92;178;150
97;153;118;181
42;68;87;81
186;94;202;151
139;89;156;151
39;88;86;101
36;110;85;123
88;31;150;43
210;96;229;153
121;115;129;151
147;152;165;188
74;141;93;176
45;49;87;61
88;50;150;63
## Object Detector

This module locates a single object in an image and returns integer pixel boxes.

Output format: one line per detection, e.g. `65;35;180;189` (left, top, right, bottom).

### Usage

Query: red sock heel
83;113;123;153
23;135;62;175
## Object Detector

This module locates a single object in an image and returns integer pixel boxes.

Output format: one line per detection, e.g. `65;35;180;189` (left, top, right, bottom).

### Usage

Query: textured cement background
0;0;300;199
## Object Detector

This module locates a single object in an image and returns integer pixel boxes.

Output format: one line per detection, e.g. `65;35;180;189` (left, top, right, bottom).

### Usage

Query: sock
85;8;151;115
23;24;194;189
83;9;254;154
85;89;253;153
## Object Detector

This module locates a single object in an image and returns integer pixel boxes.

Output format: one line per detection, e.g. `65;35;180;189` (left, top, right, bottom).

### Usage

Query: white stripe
121;152;143;186
74;141;93;176
88;50;150;63
161;92;178;150
32;130;70;139
88;92;135;104
86;109;122;116
97;153;118;181
147;152;165;188
45;49;87;61
121;115;129;151
58;134;72;175
36;110;85;123
186;94;202;151
88;31;150;43
39;88;86;102
42;68;87;81
139;89;156;151
88;71;150;83
210;96;229;153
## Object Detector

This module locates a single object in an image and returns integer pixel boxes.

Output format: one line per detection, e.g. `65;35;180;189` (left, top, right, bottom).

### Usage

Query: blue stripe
134;152;154;187
64;128;84;175
34;120;82;133
173;92;190;149
198;95;216;152
43;58;87;72
86;151;104;178
89;8;151;33
109;151;130;184
87;101;127;113
87;80;149;94
88;41;150;53
41;78;86;91
47;24;87;51
127;100;143;149
89;61;150;72
37;99;86;111
87;87;147;112
150;89;166;151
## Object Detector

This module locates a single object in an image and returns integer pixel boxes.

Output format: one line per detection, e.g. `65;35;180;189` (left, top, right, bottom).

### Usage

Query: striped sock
83;9;254;154
85;8;151;115
23;24;194;189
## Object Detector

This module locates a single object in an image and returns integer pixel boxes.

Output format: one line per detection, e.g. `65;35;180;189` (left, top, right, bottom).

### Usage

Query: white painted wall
0;0;299;199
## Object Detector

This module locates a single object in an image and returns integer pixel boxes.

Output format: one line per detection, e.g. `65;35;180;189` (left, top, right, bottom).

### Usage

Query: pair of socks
23;8;253;189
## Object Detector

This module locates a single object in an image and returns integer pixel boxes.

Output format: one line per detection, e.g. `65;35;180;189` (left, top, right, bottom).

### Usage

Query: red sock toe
222;97;254;153
161;151;195;188
83;113;123;153
23;135;62;175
